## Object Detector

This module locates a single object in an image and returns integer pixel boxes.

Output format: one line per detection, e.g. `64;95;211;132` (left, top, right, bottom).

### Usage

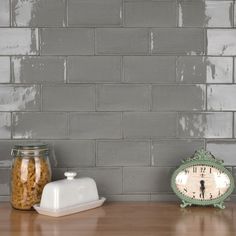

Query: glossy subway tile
123;56;175;83
12;112;67;139
0;28;39;55
207;140;236;166
49;140;95;168
42;85;95;111
0;85;40;111
96;28;149;55
40;28;94;55
124;1;176;27
123;112;177;138
151;139;204;167
97;140;150;166
12;56;65;84
178;1;233;27
69;112;122;139
123;167;174;193
68;0;122;26
97;84;151;111
151;28;205;55
176;56;233;84
207;29;236;56
11;0;66;27
68;56;121;83
207;85;236;111
152;85;206;111
178;112;233;138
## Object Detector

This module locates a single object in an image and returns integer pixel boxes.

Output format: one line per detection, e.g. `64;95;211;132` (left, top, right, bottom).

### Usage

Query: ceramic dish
33;171;105;217
34;197;106;217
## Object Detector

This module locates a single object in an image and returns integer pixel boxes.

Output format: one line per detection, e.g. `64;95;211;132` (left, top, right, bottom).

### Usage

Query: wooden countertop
0;202;236;236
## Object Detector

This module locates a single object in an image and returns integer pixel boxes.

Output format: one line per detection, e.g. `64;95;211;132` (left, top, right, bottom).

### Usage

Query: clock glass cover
175;165;230;201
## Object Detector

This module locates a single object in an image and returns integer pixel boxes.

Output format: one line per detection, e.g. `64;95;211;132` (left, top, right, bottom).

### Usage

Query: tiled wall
0;0;236;202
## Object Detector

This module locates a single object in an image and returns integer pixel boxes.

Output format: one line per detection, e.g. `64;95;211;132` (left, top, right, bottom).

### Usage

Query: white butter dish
33;171;106;217
34;197;106;217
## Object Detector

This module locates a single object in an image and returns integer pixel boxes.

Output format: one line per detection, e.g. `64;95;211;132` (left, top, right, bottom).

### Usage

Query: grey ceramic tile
0;196;9;201
13;112;67;139
69;112;122;139
151;194;178;201
0;85;40;111
207;85;236;111
123;167;173;193
68;168;122;194
106;195;150;201
0;141;15;168
152;85;206;111
207;140;236;165
12;56;65;83
178;1;233;27
50;140;95;168
123;56;175;83
96;28;149;54
207;30;236;55
151;139;204;167
151;28;204;55
0;113;11;139
176;56;233;84
41;28;94;55
0;169;10;195
68;0;122;26
97;140;150;166
0;0;9;26
178;112;233;138
124;1;176;27
0;57;10;83
12;0;66;27
68;56;121;83
52;168;67;181
97;84;150;111
123;112;177;138
42;85;95;111
0;28;38;55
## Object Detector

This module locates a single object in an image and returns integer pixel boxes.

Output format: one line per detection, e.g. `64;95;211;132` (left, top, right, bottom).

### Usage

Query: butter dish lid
38;171;99;210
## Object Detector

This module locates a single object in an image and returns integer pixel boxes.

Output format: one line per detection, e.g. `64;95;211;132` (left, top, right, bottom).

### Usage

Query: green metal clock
171;149;235;209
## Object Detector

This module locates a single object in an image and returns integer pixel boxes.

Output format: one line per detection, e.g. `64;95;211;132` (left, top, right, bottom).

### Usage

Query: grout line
9;0;12;27
233;57;235;83
40;84;43;111
95;84;98;111
95;140;98;167
121;56;124;83
233;112;235;138
66;0;68;27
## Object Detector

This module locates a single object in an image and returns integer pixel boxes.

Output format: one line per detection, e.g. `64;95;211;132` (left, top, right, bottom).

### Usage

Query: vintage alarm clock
171;149;234;209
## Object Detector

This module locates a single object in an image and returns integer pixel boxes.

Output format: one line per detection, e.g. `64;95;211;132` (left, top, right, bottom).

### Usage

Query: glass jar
11;143;52;210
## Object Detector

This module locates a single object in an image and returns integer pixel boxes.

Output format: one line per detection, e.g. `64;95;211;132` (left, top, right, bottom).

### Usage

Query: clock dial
175;165;230;200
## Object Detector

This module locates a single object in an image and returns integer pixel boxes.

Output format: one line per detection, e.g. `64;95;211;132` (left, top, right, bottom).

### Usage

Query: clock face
175;165;231;201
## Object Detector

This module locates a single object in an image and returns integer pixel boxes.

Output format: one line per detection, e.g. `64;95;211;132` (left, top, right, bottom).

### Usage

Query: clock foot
213;202;225;209
180;200;192;208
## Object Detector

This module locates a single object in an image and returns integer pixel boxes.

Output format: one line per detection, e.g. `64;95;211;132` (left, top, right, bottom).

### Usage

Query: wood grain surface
0;202;235;236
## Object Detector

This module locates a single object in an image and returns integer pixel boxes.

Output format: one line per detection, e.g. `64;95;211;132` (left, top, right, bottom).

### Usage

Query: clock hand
200;180;205;199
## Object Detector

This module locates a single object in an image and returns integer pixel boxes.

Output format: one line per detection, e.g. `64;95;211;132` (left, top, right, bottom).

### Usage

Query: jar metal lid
11;143;49;157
